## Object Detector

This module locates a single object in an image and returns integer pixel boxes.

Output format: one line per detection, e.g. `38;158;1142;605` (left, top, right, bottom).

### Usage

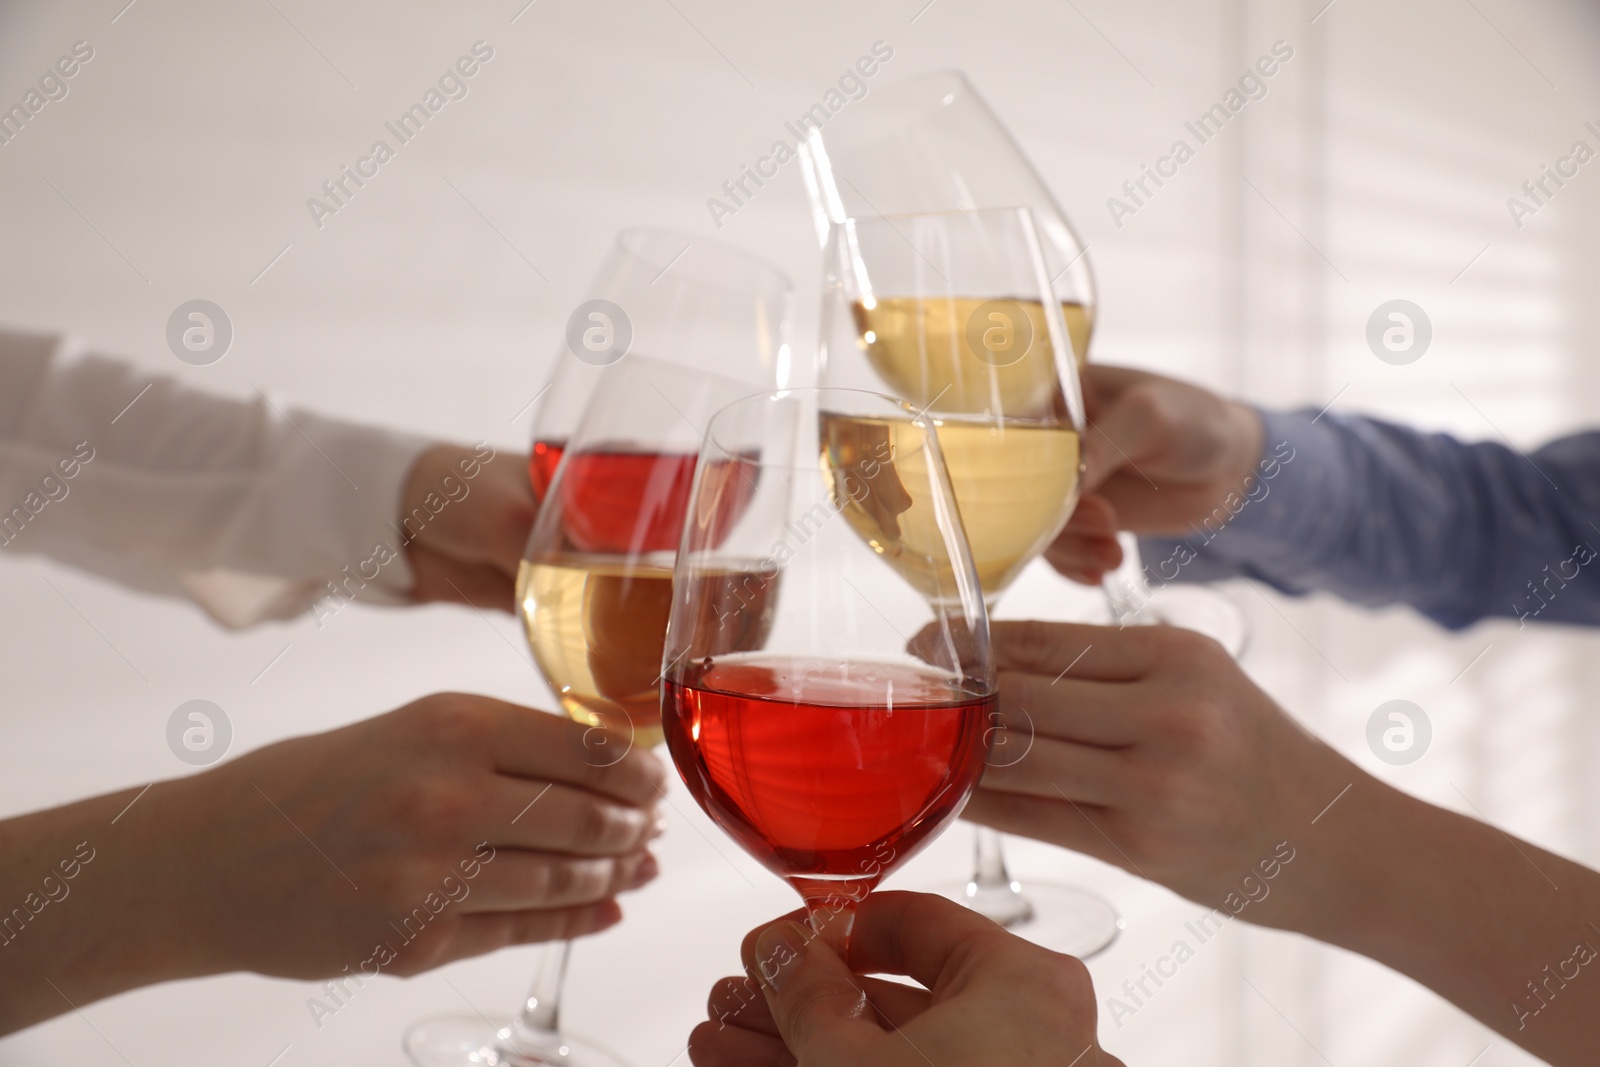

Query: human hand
689;891;1125;1067
402;442;535;610
968;620;1355;931
1047;365;1264;585
134;693;664;981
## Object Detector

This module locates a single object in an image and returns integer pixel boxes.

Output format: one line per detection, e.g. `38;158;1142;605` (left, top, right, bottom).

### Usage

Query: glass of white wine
800;68;1249;647
818;205;1122;957
405;232;790;1067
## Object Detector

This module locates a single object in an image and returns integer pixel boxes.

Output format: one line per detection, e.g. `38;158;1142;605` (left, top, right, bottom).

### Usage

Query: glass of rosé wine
661;386;996;949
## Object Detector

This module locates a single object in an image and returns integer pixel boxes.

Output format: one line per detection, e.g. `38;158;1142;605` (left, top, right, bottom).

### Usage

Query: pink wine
663;656;991;905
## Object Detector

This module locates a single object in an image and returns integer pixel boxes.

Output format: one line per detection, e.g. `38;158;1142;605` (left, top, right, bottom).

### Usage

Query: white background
2;0;1600;1064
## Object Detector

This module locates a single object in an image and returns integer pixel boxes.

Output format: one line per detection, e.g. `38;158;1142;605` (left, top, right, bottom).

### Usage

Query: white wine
838;294;1085;599
1060;300;1093;369
519;555;675;750
518;555;783;750
852;297;1089;417
821;414;1081;600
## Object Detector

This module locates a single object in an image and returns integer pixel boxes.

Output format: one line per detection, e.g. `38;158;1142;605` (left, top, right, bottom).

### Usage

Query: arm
0;696;663;1034
1053;365;1600;629
971;620;1600;1062
0;327;533;622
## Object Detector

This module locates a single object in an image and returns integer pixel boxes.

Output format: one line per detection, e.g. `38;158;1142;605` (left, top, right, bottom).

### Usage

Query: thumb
753;921;878;1062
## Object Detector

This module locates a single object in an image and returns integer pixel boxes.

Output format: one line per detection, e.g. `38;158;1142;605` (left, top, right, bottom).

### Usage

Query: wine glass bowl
820;207;1087;603
525;227;793;502
519;357;758;753
798;69;1095;368
661;387;996;934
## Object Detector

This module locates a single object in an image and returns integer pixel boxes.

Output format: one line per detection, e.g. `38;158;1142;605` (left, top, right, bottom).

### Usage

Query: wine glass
524;226;794;503
798;69;1248;646
662;386;996;947
816;204;1122;956
405;230;789;1066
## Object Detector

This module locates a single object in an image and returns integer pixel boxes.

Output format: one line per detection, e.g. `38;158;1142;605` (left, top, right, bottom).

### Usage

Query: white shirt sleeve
0;327;435;628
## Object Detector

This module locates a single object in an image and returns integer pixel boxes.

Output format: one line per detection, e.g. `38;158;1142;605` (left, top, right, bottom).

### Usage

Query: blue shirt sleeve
1138;407;1600;630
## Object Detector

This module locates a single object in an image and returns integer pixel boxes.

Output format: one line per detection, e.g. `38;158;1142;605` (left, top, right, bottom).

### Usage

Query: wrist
1221;401;1267;495
0;782;211;1032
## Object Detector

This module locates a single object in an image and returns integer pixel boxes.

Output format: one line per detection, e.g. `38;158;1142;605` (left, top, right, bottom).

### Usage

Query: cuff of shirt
1138;406;1353;590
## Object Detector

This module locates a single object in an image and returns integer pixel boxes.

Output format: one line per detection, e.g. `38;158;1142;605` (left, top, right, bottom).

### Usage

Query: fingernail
650;813;670;840
753;922;806;992
630;852;659;888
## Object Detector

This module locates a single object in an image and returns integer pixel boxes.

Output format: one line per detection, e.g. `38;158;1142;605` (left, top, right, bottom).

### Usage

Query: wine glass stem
1103;532;1151;626
974;825;1011;889
966;826;1035;927
501;939;572;1062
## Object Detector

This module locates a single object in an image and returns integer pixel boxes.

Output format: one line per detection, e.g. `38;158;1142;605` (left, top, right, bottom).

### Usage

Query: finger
459;848;657;911
708;975;777;1034
749;922;881;1063
989;620;1159;681
408;547;516;612
489;706;669;807
1080;392;1162;496
998;671;1140;747
981;735;1130;807
711;973;929;1038
687;1019;794;1067
1043;534;1122;586
840;892;1016;991
391;899;622;975
961;790;1133;872
486;777;657;855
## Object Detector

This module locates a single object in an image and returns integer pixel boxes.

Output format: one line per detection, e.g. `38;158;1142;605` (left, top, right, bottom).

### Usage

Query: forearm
0;327;433;626
0;783;204;1034
1142;408;1600;630
1273;775;1600;1063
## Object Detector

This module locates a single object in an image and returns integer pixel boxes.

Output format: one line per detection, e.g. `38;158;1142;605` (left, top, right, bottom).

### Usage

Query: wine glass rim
833;205;1039;229
614;226;794;297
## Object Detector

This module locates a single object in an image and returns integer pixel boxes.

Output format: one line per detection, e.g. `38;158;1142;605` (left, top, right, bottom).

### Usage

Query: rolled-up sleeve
0;327;434;627
1140;407;1600;630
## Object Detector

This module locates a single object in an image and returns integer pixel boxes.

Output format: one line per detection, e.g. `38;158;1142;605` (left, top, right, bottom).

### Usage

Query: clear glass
814;204;1120;957
661;387;996;948
525;227;793;502
406;234;790;1067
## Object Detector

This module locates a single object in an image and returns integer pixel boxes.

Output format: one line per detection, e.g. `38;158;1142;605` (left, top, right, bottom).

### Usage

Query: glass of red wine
661;386;996;947
524;227;792;505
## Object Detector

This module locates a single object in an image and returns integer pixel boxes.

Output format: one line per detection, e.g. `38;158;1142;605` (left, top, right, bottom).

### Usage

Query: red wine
552;446;758;555
663;656;992;906
529;438;565;502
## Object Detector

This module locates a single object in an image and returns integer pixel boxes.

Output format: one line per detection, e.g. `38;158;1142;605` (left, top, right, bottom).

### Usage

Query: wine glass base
404;1016;631;1067
926;879;1123;959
